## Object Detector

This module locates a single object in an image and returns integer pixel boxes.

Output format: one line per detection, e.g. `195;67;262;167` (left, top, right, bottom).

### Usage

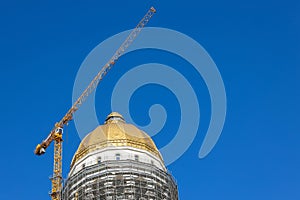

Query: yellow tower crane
34;7;156;200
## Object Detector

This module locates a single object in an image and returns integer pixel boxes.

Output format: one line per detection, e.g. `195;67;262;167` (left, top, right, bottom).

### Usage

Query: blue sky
0;0;299;199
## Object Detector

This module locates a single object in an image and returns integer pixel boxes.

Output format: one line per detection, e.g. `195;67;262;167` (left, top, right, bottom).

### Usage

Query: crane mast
34;7;156;200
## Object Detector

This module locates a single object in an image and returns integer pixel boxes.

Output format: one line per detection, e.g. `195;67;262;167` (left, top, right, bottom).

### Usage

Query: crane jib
34;7;156;200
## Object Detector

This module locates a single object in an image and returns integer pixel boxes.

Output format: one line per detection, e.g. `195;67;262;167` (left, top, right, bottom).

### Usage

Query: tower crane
34;7;156;200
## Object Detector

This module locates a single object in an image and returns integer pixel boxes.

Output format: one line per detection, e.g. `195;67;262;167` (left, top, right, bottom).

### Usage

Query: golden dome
71;112;162;167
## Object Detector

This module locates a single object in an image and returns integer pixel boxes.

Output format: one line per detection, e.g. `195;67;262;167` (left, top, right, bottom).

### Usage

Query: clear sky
0;0;299;199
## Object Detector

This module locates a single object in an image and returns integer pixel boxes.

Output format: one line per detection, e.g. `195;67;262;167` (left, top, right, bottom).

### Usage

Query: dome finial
105;112;125;124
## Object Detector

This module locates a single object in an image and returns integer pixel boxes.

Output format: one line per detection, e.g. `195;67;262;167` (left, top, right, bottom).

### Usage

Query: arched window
134;155;139;161
97;157;101;164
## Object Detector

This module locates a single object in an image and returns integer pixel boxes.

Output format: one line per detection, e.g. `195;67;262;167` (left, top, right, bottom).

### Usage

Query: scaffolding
62;160;178;200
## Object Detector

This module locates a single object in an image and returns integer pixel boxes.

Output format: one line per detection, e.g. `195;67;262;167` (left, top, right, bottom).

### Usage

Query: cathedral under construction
62;112;179;200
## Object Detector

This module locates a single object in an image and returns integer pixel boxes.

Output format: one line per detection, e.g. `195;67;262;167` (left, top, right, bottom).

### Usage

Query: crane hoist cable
34;7;156;200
